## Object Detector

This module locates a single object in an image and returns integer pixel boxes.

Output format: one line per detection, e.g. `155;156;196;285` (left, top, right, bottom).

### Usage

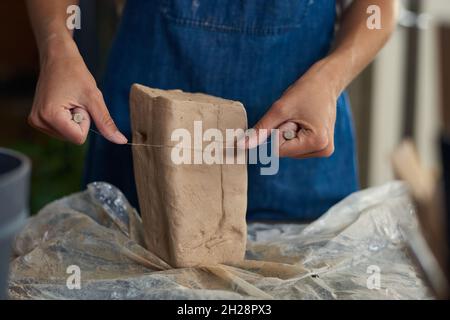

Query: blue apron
84;0;359;221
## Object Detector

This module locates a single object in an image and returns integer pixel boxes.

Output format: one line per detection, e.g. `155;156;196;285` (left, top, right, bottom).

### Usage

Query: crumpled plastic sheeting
8;181;432;299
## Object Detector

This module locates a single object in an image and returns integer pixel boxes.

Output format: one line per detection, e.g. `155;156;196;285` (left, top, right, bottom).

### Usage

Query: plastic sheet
8;181;432;299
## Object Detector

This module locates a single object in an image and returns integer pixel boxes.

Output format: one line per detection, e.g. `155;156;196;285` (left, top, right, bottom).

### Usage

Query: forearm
316;0;398;96
26;0;80;62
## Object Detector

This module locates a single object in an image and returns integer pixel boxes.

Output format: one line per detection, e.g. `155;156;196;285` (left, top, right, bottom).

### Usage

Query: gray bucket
0;148;30;299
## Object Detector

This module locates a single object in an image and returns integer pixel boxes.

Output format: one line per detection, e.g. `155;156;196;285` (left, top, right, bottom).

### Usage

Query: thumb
247;103;286;149
87;90;128;144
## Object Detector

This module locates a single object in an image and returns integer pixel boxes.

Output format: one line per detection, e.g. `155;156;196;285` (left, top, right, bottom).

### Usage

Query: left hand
248;61;338;158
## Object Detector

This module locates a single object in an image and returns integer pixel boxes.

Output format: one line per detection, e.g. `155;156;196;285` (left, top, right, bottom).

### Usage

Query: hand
28;40;127;145
248;60;338;158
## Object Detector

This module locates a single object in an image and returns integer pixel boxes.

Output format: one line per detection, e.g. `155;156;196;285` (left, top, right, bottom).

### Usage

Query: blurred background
0;0;449;213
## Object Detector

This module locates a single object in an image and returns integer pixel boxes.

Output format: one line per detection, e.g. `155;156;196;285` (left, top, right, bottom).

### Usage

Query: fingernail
113;131;128;144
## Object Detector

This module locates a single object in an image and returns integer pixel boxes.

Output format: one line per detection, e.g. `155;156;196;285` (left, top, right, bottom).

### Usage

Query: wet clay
130;84;248;268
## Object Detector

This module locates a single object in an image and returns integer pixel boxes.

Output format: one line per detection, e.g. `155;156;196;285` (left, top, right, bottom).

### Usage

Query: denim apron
84;0;359;221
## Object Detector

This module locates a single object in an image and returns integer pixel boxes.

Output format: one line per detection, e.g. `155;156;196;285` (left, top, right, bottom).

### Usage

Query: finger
46;107;89;145
293;147;335;159
247;103;287;149
279;128;332;158
281;139;334;158
28;114;67;141
278;121;299;146
71;107;91;139
87;91;128;144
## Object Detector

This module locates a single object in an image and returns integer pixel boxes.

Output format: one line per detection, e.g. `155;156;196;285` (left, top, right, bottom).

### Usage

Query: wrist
39;32;80;66
308;55;351;97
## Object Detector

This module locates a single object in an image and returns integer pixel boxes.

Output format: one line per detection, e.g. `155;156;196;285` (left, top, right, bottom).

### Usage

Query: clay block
130;84;247;268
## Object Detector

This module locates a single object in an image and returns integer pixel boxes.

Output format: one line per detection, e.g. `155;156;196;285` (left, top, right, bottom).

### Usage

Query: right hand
28;42;127;145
